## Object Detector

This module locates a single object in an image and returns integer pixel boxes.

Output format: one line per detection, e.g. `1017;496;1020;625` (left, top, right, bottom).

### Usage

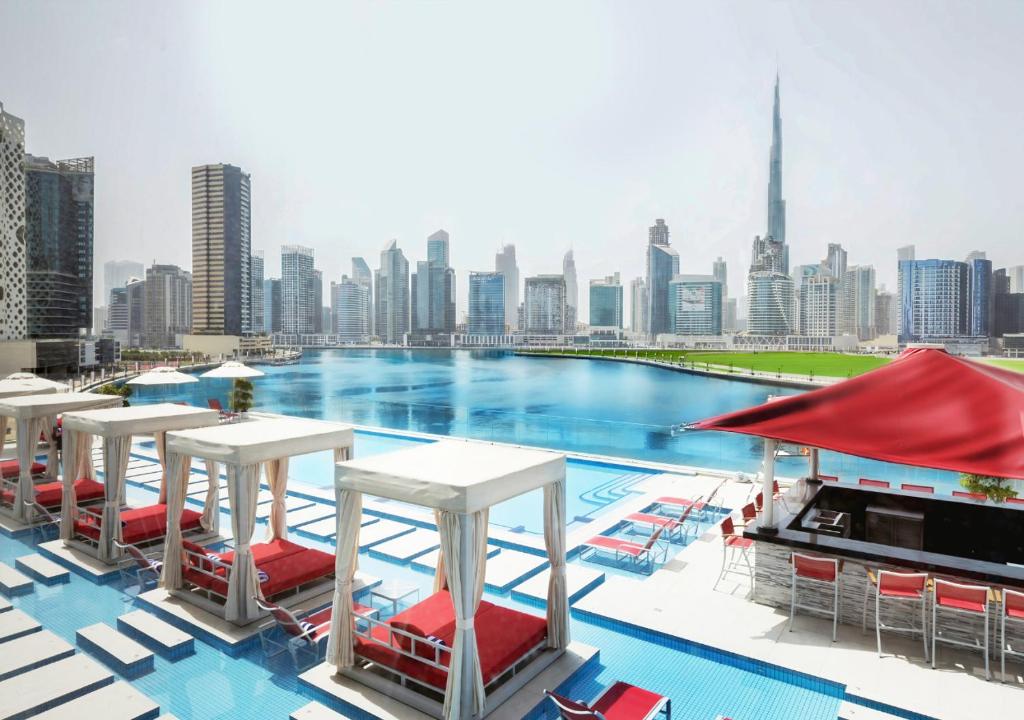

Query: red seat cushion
937;596;986;613
475;604;547;684
591;681;667;720
586;535;645;557
32;478;104;507
218;538;307;566
0;460;46;478
724;536;753;549
76;504;202;544
185;543;335;600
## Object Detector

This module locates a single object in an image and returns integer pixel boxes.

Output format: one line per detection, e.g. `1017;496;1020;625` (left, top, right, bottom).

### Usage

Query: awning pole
760;439;777;531
808;447;820;482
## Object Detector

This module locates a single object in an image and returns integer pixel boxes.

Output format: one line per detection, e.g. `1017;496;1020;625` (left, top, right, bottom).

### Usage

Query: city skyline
4;2;1023;324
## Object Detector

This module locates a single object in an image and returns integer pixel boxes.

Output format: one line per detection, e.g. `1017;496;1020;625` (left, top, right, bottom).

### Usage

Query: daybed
74;503;204;546
0;460;46;478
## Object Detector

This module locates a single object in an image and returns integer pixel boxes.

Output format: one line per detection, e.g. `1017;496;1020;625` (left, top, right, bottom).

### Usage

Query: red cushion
475;604;547;684
33;478;104;507
218;538;306;565
592;681;667;720
724;536;753;549
76;504;202;544
181;539;216;573
355;638;449;690
586;535;645;557
0;460;46;478
259;547;335;597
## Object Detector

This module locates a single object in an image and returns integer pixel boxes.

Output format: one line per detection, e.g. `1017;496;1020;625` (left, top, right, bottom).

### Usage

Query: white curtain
75;432;96;481
97;435;132;563
13;417;44;522
264;457;289;541
438;509;489;720
225;463;262;623
200;460;220;534
543;479;570;650
159;452;192;590
41;415;58;480
327;488;363;669
433;509;447;594
155;431;169;504
59;428;80;541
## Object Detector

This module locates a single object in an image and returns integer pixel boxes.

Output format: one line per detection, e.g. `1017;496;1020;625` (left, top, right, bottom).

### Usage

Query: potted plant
231;377;254;415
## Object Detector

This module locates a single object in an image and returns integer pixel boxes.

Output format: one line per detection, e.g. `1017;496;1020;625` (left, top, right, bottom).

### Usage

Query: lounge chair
23;500;60;543
114;539;163;593
580;526;667;574
75;503;203;549
255;596;377;669
207;398;239;421
654;480;725;522
544;682;671;720
624;497;700;543
2;476;105;510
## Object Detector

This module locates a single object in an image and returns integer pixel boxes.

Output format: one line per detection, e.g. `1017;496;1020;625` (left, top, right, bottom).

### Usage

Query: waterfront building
191;163;251;335
563;249;578;332
966;253;992;337
427;228;449;268
668;274;722;335
263;277;281;334
24;154;94;339
724;298;738;333
765;75;789;274
250;250;264;333
824;243;847;279
127;276;146;347
898;259;969;343
467;271;505;335
144;264;191;347
645;219;678;338
375;239;409;344
281;245;315;335
874;289;897;336
412;230;456;335
334;275;370;342
352;257;374;335
994;292;1024;337
897;245;916;263
104;259;144;303
524;274;566;335
800;272;839;337
0;102;26;340
746;234;793;335
313;268;323;333
839;265;876;340
106;286;128;346
629;277;648;333
589;273;623;329
495;244;519;331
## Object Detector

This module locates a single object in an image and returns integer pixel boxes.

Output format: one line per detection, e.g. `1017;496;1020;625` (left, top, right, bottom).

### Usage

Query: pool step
30;680;159;720
255;496;314;520
0;608;42;643
510;565;605;606
14;553;70;586
0;654;114;720
285;504;335;529
358;518;416;550
0;630;75;681
483;549;548;593
77;623;155;679
290;701;348;720
368;528;440;563
0;562;33;597
116;610;194;660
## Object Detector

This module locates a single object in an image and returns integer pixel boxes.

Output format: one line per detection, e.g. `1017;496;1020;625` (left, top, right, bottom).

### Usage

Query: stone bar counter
746;480;1024;634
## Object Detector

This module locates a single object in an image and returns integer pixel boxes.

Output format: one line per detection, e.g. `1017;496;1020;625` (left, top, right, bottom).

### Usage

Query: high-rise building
263;278;281;334
629;277;647;333
1007;266;1024;294
144;264;191;347
645;220;679;338
467;271;505;335
23;155;94;339
839;265;876;339
104;260;144;303
281;245;315;335
562;250;578;332
334;275;370;342
897;245;916;263
993;271;1024;337
250;251;265;333
495;245;519;332
589;273;623;329
747;235;794;335
107;286;127;333
799;271;839;337
898;259;969;342
375;240;409;344
765;75;789;273
191;164;251;335
966;253;993;338
351;257;373;336
427;229;449;269
712;257;728;332
0;102;26;341
668;275;722;335
524;275;566;335
874;290;897;336
824;244;847;279
126;277;146;348
411;230;455;334
312;268;323;333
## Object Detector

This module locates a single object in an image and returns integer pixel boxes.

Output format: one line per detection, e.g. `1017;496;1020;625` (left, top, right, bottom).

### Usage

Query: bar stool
789;553;842;642
737;502;758;527
932;578;991;680
715;516;753;588
1000;587;1024;682
864;569;929;661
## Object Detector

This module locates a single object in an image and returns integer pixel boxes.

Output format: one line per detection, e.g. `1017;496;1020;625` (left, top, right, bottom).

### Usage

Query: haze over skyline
3;1;1023;320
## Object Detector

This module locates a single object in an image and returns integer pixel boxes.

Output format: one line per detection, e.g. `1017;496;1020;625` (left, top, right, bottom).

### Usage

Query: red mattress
75;504;202;544
1;477;104;508
355;590;548;689
0;460;46;478
182;540;335;599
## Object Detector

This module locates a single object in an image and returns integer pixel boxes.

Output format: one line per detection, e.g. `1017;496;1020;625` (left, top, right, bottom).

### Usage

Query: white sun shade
166;416;354;465
3;373;69;392
0;380;59;400
127;366;199;385
62;403;220;438
335;440;566;513
200;361;265;379
0;392;122;420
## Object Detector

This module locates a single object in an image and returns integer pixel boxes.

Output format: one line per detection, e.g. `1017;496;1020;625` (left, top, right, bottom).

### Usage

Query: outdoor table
369;580;420;616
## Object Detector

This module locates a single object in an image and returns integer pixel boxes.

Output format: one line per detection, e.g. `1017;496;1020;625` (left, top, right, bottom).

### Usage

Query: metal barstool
789;553;842;642
932;578;991;680
865;569;929;661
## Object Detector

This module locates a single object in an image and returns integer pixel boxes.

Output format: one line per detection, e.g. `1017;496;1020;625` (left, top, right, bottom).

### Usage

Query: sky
2;0;1023;321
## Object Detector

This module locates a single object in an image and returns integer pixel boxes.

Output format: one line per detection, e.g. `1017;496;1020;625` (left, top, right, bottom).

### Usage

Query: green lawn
980;358;1024;373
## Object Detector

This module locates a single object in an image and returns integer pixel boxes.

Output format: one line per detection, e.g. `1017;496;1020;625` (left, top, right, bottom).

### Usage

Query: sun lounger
580;526;667;574
858;478;890;488
255;596;376;669
625;498;700;543
114;540;164;592
544;681;671;720
654;481;724;521
207;398;239;421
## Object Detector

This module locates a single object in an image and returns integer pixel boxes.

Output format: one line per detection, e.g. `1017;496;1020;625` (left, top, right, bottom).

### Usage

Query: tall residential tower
0;102;26;340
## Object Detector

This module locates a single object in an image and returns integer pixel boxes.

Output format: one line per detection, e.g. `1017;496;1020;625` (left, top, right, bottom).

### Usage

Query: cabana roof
693;347;1024;479
62;403;219;437
0;391;121;420
336;440;566;513
166;416;353;465
0;380;58;399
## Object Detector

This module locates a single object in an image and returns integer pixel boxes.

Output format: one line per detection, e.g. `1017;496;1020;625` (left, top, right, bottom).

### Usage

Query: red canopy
692;348;1024;479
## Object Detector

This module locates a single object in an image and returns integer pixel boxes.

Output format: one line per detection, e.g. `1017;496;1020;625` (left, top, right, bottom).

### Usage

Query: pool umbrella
199;361;265;379
4;372;69;392
127;366;199;386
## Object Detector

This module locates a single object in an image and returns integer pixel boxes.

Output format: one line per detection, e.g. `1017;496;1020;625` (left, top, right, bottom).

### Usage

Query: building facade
562;250;578;332
966;255;993;338
629;277;647;333
351;257;373;337
191;164;251;335
263;278;281;334
281;245;315;335
127;277;146;348
645;219;678;338
103;260;144;303
334;276;370;342
765;75;788;272
839;265;876;340
524;275;566;335
144;264;191;347
0;102;26;340
495;244;519;332
250;251;264;333
898;259;969;343
312;268;323;334
668;275;722;335
467;271;505;335
411;230;456;336
799;272;838;337
747;234;794;335
589;273;623;329
375;240;409;344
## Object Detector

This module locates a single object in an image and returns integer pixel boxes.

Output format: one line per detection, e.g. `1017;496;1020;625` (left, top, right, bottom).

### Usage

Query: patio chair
817;474;838;482
864;569;929;661
580;525;668;575
1001;587;1024;683
655;480;725;523
544;681;671;720
23;500;60;543
254;596;376;669
789;552;841;642
858;478;889;489
736;501;757;527
624;498;700;543
114;539;163;593
715;516;753;588
207;398;239;421
932;578;991;680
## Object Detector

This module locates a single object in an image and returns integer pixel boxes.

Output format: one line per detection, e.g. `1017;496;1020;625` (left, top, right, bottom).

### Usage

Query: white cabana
61;403;220;562
160;416;354;624
0;392;123;523
4;373;69;391
329;440;568;720
0;381;57;460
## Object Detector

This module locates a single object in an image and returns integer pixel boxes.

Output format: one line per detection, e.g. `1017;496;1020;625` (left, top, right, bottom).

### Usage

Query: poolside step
0;654;114;720
368;528;440;563
116;610;194;660
14;553;70;586
0;562;33;596
0;596;11;613
290;701;348;720
411;545;502;573
0;608;42;643
77;623;155;679
483;549;548;593
255;496;314;520
0;630;75;681
30;680;159;720
285;503;335;528
357;518;416;550
510;564;605;606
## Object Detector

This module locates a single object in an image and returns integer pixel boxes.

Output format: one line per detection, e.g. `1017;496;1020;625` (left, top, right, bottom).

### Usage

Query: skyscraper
375;240;409;344
263;278;281;334
839;265;876;340
746;235;793;335
966;253;993;337
104;260;144;302
24;155;95;338
589;273;623;329
144;264;191;347
645;219;678;338
629;277;647;333
712;257;728;332
467;271;505;335
107;286;128;340
427;229;449;269
411;230;455;334
897;245;916;263
524;275;567;335
495;245;519;331
312;268;323;333
766;74;788;273
334;276;370;342
668;275;723;335
281;245;315;335
126;276;146;348
799;271;838;337
250;251;264;333
825;244;847;279
0;102;26;341
562;249;578;332
191;164;251;335
898;259;969;342
351;257;373;336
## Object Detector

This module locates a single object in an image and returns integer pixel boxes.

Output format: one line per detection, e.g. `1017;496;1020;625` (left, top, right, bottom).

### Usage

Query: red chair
901;483;934;494
737;502;757;527
581;526;668;575
544;682;671;720
715;516;753;589
1001;588;1024;683
207;398;239;421
952;490;987;501
932;579;991;680
789;553;842;642
818;474;838;482
865;569;929;661
114;540;163;592
858;478;890;489
255;596;375;669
